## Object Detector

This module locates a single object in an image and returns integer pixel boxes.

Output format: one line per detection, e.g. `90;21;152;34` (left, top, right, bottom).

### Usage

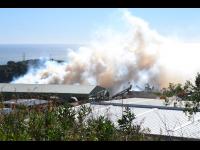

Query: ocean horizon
0;44;82;65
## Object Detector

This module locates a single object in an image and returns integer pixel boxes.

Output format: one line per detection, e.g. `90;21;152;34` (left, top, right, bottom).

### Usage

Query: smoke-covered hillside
0;59;64;83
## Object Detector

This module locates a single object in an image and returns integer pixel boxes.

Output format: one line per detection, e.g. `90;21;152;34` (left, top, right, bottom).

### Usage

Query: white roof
86;98;200;139
3;99;49;107
101;98;189;111
0;83;96;95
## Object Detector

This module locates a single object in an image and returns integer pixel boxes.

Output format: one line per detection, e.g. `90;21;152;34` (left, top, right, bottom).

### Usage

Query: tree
183;73;200;115
162;73;200;116
161;82;185;104
195;72;200;88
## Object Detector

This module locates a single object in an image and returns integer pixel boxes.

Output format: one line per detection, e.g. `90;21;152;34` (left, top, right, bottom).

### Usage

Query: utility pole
22;52;26;61
49;54;53;61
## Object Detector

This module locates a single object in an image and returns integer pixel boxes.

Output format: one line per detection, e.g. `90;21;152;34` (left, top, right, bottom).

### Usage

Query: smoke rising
11;9;200;93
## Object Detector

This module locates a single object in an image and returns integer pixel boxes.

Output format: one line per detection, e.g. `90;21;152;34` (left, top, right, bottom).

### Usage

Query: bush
0;103;148;141
84;116;116;141
117;107;148;141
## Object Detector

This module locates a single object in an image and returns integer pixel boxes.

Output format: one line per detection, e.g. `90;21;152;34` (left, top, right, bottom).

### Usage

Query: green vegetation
0;103;150;141
117;107;148;140
0;60;32;83
162;83;184;98
0;59;63;83
161;72;200;116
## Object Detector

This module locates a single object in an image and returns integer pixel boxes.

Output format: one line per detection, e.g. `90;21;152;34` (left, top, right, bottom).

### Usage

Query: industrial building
86;98;200;140
0;83;106;102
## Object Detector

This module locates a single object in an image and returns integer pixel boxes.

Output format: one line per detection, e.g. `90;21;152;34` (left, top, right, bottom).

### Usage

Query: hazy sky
1;8;200;44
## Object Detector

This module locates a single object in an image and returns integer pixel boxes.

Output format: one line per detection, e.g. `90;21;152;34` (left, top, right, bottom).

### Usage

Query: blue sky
0;8;200;44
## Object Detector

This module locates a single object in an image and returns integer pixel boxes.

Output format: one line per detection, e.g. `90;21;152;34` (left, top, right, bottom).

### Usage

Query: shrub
117;107;149;141
0;103;148;141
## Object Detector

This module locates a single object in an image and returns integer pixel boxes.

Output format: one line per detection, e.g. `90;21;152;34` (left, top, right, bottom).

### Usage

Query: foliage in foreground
0;104;149;141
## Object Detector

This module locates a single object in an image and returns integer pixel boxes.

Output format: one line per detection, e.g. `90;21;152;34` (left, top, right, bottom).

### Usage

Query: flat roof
0;83;97;95
98;98;191;111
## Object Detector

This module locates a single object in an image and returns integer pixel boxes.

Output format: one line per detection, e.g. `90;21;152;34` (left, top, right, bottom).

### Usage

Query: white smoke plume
12;9;200;93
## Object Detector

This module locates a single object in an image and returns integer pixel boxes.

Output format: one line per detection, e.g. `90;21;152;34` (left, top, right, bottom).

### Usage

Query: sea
0;44;82;65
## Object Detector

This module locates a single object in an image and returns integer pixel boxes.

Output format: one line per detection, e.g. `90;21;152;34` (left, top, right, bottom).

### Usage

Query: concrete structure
0;83;105;102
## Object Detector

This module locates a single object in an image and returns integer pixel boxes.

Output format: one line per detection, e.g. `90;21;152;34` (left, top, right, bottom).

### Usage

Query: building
0;83;106;102
126;91;158;99
3;99;49;108
87;98;200;140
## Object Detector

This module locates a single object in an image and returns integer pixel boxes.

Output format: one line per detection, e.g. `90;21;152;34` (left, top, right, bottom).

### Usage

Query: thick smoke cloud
11;9;200;93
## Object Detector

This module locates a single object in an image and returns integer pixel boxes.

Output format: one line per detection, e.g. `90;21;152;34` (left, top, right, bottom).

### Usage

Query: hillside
0;59;63;83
